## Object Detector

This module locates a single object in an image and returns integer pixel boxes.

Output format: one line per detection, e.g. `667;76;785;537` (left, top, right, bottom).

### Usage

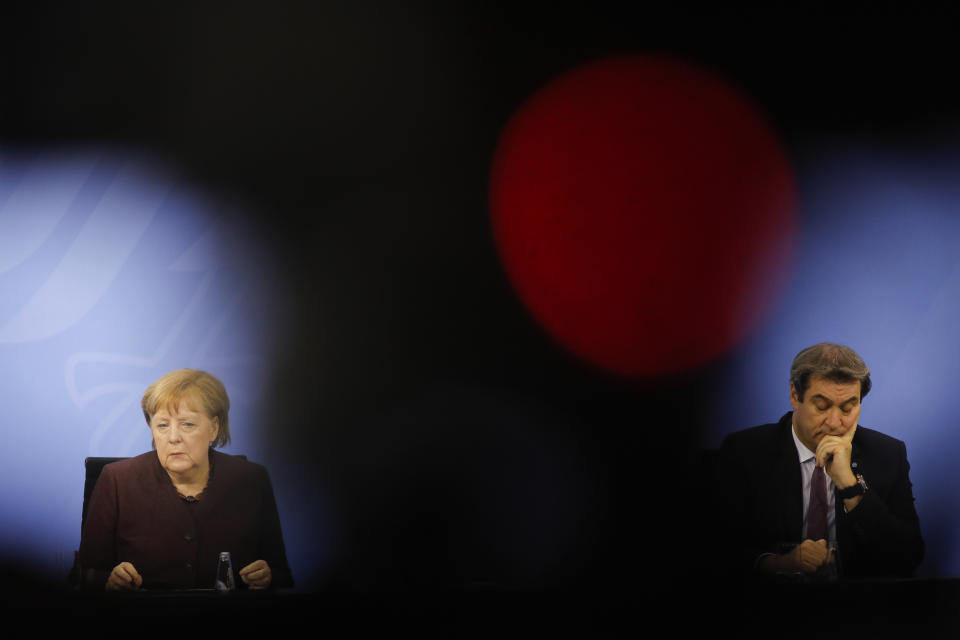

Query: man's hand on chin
814;424;857;489
817;423;863;510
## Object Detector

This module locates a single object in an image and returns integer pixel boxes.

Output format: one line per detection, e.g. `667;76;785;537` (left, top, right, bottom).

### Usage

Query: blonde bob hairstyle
141;369;231;448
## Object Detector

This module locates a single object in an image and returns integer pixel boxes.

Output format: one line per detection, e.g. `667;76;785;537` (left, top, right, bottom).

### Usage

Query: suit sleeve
839;440;924;576
716;435;773;576
257;468;295;588
77;466;120;589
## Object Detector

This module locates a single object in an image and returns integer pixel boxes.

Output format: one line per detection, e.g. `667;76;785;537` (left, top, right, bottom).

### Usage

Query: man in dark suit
717;343;923;578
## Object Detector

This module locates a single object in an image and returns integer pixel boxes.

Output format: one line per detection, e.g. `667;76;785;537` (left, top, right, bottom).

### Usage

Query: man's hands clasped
785;539;836;574
760;539;836;575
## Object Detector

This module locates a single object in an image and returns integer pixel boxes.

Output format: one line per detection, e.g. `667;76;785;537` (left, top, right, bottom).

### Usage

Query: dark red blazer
78;450;294;589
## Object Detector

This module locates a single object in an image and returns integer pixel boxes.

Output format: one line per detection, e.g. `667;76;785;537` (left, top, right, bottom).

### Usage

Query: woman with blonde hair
78;369;293;590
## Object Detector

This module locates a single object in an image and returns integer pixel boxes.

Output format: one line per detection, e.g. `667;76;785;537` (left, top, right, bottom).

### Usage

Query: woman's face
150;397;219;479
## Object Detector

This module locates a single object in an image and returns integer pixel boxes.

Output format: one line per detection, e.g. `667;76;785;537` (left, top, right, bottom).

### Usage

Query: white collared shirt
792;424;837;542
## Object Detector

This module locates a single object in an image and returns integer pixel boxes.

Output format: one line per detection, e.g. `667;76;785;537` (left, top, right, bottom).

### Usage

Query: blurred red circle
490;55;796;377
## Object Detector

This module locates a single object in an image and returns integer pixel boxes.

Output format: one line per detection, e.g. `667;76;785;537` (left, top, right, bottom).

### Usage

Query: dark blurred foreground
5;562;960;638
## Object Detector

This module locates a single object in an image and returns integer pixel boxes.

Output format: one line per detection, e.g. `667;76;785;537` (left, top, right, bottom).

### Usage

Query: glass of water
215;551;235;591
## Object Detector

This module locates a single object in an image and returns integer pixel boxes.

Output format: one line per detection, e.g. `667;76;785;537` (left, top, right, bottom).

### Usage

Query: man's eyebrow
811;394;859;407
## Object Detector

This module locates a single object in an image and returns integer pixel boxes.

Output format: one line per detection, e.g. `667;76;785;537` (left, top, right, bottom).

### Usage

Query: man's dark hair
790;342;872;402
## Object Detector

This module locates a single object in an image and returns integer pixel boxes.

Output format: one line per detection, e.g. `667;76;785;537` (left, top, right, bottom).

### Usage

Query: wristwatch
837;473;868;499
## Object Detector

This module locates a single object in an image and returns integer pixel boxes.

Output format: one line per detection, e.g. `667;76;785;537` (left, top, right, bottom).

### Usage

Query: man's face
790;375;861;453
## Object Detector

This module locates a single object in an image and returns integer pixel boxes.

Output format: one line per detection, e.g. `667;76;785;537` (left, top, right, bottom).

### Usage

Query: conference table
6;575;958;637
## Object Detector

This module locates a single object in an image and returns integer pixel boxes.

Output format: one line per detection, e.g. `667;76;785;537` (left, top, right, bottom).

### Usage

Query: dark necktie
807;465;828;540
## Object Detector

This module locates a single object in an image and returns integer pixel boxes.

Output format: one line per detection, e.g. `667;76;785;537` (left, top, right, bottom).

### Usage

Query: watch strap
836;474;867;499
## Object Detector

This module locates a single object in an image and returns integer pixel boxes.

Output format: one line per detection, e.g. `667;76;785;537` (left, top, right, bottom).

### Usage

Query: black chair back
81;457;126;531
